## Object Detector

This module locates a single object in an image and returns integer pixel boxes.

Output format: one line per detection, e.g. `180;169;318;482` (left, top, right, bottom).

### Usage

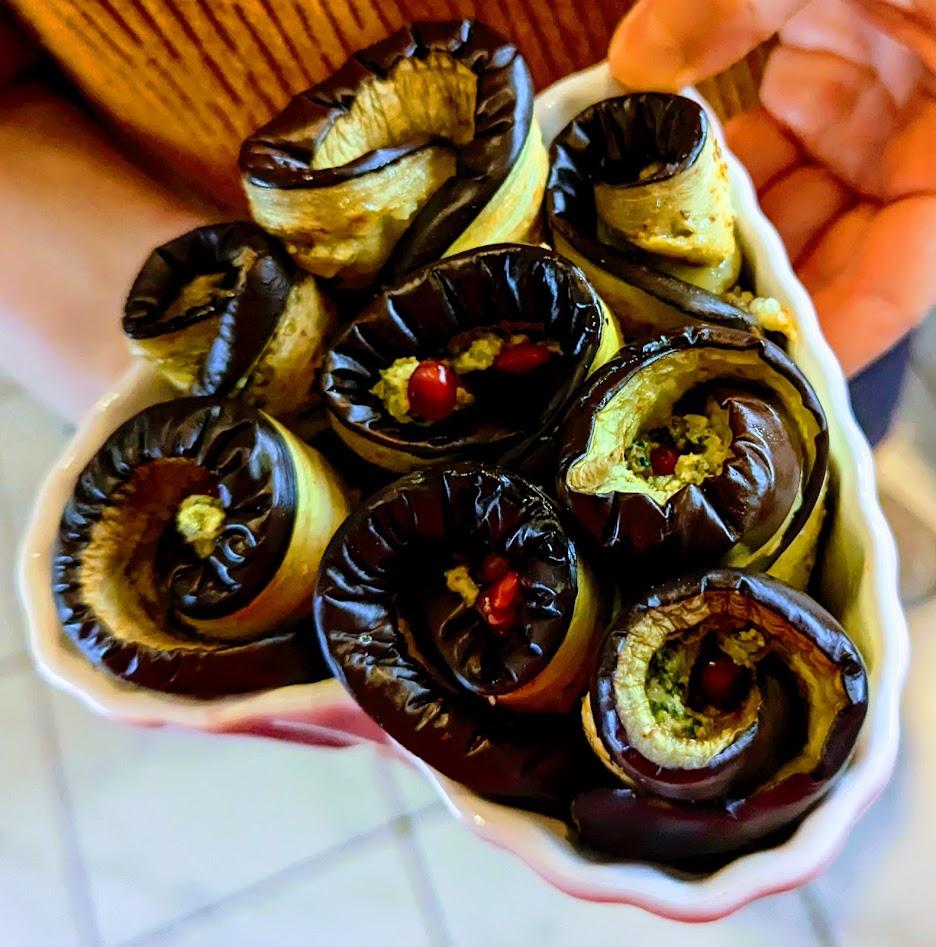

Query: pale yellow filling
623;399;734;504
567;348;819;504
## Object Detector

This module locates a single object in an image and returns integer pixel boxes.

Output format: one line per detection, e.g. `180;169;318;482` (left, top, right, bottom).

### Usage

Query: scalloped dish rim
15;59;909;918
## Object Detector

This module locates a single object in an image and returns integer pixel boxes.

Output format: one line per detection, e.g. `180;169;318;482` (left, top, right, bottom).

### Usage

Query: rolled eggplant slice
321;244;623;474
574;569;868;861
52;398;351;696
123;222;336;425
313;462;604;801
546;94;796;341
239;20;547;290
557;326;829;587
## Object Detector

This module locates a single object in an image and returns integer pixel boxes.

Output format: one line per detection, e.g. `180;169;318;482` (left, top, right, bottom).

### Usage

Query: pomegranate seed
477;553;510;584
493;341;552;374
492;572;522;610
407;360;458;422
698;658;745;711
485;607;520;636
650;445;681;476
476;571;523;634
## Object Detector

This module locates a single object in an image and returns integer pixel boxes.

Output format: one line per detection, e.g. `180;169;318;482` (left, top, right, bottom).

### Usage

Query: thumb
609;0;810;90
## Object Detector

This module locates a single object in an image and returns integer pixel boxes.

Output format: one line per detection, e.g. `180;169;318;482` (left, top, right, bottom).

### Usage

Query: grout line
382;761;453;947
118;802;442;947
800;887;838;947
31;675;104;947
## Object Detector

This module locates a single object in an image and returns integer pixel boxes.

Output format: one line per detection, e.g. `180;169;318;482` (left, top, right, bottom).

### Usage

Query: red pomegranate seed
492;341;552;374
477;553;510;584
485;607;520;636
698;658;745;711
407;360;458;422
476;571;523;634
650;445;681;476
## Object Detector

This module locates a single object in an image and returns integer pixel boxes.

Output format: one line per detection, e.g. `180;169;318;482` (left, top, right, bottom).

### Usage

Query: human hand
609;0;936;376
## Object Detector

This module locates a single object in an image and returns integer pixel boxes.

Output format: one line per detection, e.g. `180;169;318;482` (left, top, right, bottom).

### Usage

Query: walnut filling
567;347;819;500
369;331;562;424
624;397;734;503
176;494;226;559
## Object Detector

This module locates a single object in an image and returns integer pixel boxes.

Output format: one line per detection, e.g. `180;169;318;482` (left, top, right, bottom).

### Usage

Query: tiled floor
4;323;936;946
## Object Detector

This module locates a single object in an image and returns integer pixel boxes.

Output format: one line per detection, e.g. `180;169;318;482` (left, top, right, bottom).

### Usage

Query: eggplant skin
123;222;295;397
321;244;608;470
313;461;592;803
52;397;327;697
557;325;828;576
575;569;868;861
240;20;534;283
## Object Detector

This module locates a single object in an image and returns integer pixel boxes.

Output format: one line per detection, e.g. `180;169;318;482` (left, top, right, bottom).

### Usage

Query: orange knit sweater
8;1;632;207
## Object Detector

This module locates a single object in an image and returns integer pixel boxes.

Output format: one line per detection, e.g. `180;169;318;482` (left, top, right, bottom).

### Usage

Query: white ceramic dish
398;62;910;920
16;59;910;918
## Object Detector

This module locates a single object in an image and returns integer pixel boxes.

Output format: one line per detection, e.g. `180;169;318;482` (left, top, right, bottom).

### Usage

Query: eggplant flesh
557;326;828;584
575;569;868;861
321;244;621;473
313;462;602;801
240;20;545;290
52;397;350;696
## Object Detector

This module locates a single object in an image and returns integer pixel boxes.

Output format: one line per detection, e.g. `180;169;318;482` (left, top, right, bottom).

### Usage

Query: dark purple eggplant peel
557;325;828;588
52;397;349;696
546;93;795;342
574;569;868;862
123;222;335;426
320;244;622;474
240;20;547;290
313;462;604;802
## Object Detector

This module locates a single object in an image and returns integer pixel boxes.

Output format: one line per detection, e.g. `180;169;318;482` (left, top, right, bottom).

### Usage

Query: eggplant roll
239;20;547;290
320;244;622;473
574;570;868;861
546;94;796;341
123;222;336;426
313;462;603;801
557;326;829;588
52;398;350;696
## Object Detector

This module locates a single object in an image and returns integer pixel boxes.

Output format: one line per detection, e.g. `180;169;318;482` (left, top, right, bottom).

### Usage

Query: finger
761;46;899;194
782;0;923;106
609;0;810;90
855;0;936;75
802;196;936;375
797;204;876;291
759;165;853;265
724;107;801;193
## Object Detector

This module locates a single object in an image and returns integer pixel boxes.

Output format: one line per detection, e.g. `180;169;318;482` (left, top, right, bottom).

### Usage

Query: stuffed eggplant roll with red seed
313;462;604;802
240;20;547;290
52;398;350;696
557;326;828;589
320;244;622;473
574;569;868;862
